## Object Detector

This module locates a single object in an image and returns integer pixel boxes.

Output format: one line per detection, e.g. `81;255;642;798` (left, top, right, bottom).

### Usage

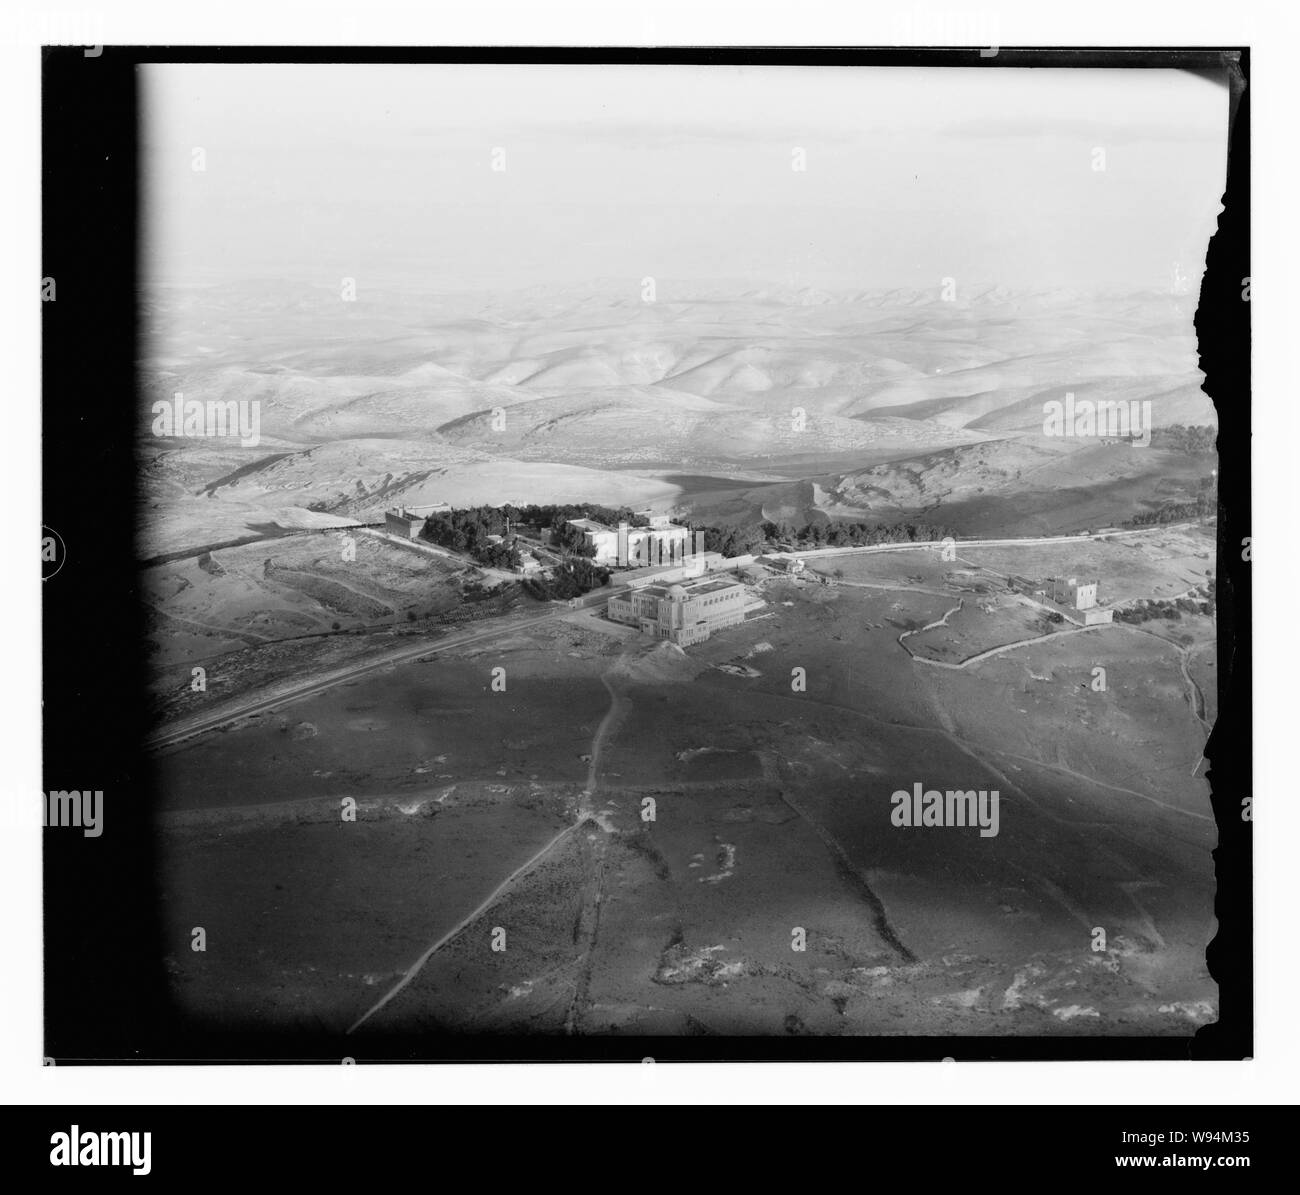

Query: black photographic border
41;44;1251;1064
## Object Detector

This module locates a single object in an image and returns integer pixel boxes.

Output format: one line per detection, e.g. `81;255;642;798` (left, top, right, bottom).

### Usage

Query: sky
142;62;1230;293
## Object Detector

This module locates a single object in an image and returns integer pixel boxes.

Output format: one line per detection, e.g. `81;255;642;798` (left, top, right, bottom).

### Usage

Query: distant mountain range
139;279;1215;554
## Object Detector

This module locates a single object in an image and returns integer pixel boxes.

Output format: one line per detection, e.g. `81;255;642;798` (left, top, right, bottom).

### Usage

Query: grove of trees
420;506;523;569
1122;476;1217;528
522;558;610;601
1150;424;1217;453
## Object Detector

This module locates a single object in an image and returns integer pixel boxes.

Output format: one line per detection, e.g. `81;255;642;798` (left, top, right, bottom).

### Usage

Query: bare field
957;525;1215;606
920;624;1213;814
144;532;470;673
1187;640;1219;727
809;551;965;591
903;596;1058;664
156;554;1216;1038
154;648;612;810
160;790;573;1033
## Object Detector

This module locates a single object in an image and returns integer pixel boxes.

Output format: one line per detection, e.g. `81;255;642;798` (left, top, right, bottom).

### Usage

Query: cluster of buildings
380;503;1125;647
1010;574;1114;626
381;505;762;643
565;513;761;646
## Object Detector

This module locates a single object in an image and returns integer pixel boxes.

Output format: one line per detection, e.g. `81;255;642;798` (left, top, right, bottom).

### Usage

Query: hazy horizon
142;63;1229;294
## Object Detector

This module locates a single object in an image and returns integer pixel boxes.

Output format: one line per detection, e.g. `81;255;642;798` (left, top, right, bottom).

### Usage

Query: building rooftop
690;577;741;595
637;575;746;601
567;517;610;533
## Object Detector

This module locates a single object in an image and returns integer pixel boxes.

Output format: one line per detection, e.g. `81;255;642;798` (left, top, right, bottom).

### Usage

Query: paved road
145;607;566;752
781;521;1204;561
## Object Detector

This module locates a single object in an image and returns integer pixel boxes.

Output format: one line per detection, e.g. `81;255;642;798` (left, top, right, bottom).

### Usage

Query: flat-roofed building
567;516;695;567
617;550;728;591
1009;574;1113;625
385;508;427;539
607;575;752;646
1050;576;1098;610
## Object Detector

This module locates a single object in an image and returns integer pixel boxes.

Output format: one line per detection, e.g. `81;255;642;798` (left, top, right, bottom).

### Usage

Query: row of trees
688;518;958;556
784;519;957;548
690;522;771;558
1116;596;1214;623
503;503;650;533
1123;479;1217;528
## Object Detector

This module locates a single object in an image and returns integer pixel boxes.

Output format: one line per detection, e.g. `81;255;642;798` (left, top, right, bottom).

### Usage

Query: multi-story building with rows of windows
606;575;750;646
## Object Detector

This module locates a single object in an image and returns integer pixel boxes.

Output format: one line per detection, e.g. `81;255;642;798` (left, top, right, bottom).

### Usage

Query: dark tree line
522;559;610;601
420;506;523;569
690;523;770;557
1116;580;1215;623
1150;424;1218;453
1123;477;1217;528
687;518;957;556
1116;596;1214;623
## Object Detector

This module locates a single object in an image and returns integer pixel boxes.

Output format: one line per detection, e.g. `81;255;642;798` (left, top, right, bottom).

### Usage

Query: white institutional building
606;575;751;647
566;514;700;568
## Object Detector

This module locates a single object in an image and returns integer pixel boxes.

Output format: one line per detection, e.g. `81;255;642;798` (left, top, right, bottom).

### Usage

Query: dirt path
899;599;964;647
563;834;609;1035
346;645;634;1037
785;521;1207;564
1124;625;1210;730
980;746;1212;823
346;818;579;1034
755;685;1212;828
1120;624;1212;776
803;572;953;599
916;698;1192;943
565;653;634;1034
582;670;627;810
905;620;1109;670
